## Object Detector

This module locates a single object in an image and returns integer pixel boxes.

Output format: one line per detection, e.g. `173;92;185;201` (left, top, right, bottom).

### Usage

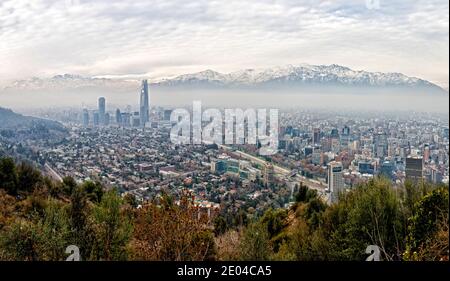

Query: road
44;163;63;182
219;144;327;190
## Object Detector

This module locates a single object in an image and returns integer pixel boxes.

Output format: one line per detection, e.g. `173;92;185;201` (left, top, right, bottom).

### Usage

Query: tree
37;199;70;260
414;215;449;261
295;184;319;203
279;193;328;261
0;190;16;230
0;157;18;194
81;181;104;203
239;222;271;261
16;162;42;193
215;229;241;261
61;176;77;196
402;179;434;218
260;208;288;239
213;216;228;236
295;183;308;202
404;187;449;260
321;178;406;261
67;186;96;260
0;220;41;261
305;197;327;230
0;197;75;261
132;194;216;261
123;193;138;208
91;189;132;261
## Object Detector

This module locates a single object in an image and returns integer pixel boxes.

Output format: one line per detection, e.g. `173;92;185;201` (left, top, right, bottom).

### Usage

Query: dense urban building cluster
4;82;444;215
1;81;448;262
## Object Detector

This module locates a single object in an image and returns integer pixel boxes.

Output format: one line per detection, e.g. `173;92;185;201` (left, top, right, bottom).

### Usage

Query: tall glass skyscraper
98;97;106;125
82;109;89;127
93;111;100;126
116;108;122;124
140;80;149;126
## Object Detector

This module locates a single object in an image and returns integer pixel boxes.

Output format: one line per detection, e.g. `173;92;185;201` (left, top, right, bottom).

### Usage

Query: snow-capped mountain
154;64;444;92
4;74;138;91
2;64;446;94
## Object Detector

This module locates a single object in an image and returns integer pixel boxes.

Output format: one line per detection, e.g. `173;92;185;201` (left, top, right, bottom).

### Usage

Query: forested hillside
0;157;448;261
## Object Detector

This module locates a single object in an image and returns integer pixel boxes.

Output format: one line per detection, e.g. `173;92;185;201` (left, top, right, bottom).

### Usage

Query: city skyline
80;80;151;127
0;0;448;266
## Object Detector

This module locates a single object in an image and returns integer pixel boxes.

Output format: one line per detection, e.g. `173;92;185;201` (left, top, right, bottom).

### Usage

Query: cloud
0;0;448;87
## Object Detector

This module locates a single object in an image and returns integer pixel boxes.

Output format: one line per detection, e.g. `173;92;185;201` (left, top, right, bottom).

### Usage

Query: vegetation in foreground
0;157;448;261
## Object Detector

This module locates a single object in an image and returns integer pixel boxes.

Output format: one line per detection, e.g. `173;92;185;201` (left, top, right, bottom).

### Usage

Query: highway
219;144;327;190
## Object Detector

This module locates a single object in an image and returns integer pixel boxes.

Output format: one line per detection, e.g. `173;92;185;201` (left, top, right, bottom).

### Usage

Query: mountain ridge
154;64;444;92
2;64;447;94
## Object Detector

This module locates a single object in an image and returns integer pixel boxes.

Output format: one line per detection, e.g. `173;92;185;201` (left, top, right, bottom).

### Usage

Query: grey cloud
0;0;447;88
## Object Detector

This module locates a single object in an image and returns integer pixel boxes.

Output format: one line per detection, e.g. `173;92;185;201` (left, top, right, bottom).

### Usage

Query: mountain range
2;64;447;94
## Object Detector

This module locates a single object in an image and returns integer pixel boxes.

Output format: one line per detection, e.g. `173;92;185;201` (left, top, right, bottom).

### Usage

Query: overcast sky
0;0;448;88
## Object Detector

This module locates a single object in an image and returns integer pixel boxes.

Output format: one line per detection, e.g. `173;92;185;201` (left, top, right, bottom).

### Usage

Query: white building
327;161;344;204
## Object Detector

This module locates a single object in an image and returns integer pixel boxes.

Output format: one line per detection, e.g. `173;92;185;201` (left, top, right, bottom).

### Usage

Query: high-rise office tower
330;128;339;139
423;144;430;163
327;161;344;203
379;160;395;180
104;113;110;126
133;111;141;127
116;109;122;124
313;128;321;145
163;109;172;121
340;125;351;147
82;109;89;127
93;111;100;126
376;144;385;158
121;112;131;127
140;80;149;126
342;125;350;136
98;97;106;125
405;156;423;182
430;168;443;184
